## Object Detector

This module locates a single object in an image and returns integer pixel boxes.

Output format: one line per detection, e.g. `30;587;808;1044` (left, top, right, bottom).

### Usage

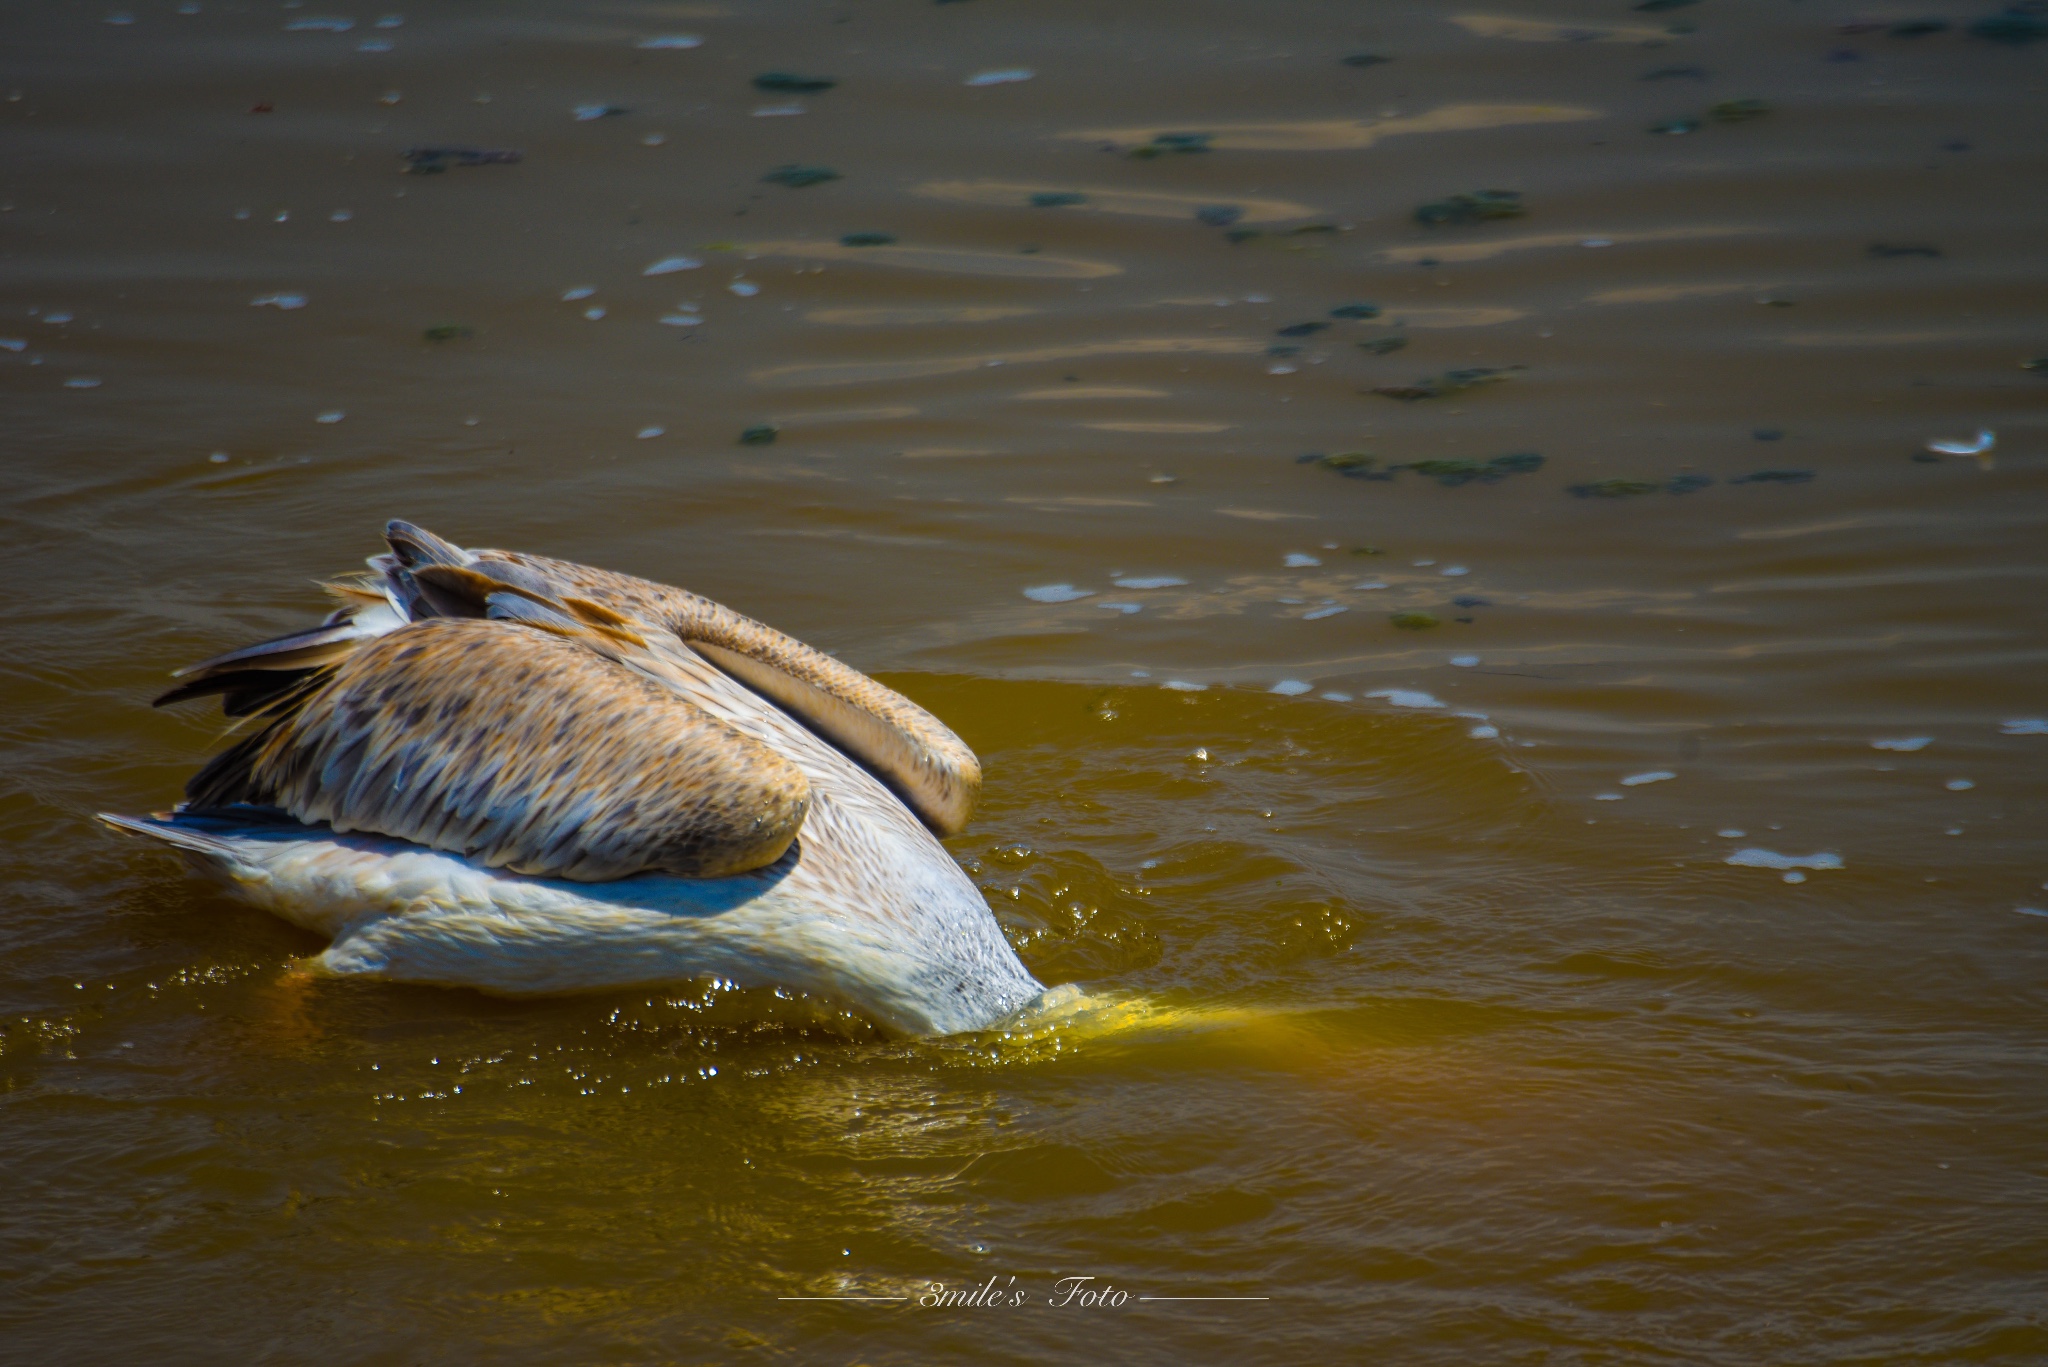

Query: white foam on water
1301;605;1346;620
1321;692;1353;702
729;280;761;297
2000;719;2048;735
1783;871;1807;884
314;410;344;423
1718;828;1745;838
1469;724;1499;739
1594;793;1624;801
659;315;704;326
1871;737;1931;751
1365;688;1444;709
1097;602;1141;614
63;377;102;389
561;286;596;301
1270;680;1313;696
1442;565;1469;576
1622;771;1676;786
1924;429;1994;456
1726;848;1844;871
644;256;701;275
583;306;605;320
966;68;1035;86
1450;654;1480;667
1945;779;1974;791
1113;576;1187;589
250;293;307;309
1023;583;1093;603
1354;581;1389;590
1161;680;1207;692
1284;553;1321;567
636;34;702;49
2016;908;2048;919
636;426;664;439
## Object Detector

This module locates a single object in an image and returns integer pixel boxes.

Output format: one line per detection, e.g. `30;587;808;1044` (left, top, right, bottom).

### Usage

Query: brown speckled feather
436;545;983;835
185;618;810;881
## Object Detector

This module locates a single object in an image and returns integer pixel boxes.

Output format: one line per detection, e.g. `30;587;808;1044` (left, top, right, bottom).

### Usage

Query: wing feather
409;537;983;835
185;617;810;880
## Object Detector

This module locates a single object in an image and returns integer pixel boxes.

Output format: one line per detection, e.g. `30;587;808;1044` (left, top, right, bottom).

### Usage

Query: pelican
102;521;1048;1035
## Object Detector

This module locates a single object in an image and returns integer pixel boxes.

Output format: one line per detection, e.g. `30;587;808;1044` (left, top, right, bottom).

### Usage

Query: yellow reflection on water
752;337;1265;388
1064;104;1600;152
1451;13;1675;42
1396;306;1530;328
1012;386;1170;400
743;240;1120;279
1379;226;1757;265
1079;421;1232;434
763;406;922;426
806;306;1043;325
1590;281;1779;305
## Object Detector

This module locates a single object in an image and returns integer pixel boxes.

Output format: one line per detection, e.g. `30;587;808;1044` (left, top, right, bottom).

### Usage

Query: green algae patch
762;164;841;188
1370;366;1522;401
1570;479;1662;498
1301;450;1543;487
753;72;837;93
1709;98;1773;122
1398;453;1545;486
1131;132;1213;159
1414;190;1523;226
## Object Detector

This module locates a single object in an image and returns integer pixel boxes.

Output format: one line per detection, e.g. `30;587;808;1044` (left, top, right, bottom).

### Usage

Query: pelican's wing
379;522;982;835
182;616;810;881
151;584;407;716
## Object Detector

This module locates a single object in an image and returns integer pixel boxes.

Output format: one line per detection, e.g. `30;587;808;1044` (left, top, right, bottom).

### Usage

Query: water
4;1;2046;1360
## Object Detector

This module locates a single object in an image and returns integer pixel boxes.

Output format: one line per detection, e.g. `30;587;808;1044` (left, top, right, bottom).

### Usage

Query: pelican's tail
98;811;240;859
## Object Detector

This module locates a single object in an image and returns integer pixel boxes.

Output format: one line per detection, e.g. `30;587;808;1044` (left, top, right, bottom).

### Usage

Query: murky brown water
6;0;2047;1359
